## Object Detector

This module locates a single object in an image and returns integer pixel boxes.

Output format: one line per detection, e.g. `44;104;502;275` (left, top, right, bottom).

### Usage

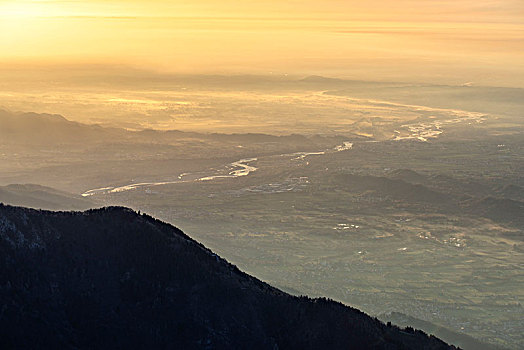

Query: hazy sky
1;0;523;85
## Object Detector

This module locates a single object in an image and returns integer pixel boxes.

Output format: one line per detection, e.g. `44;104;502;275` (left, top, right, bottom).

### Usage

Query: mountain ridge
0;204;456;349
0;108;354;147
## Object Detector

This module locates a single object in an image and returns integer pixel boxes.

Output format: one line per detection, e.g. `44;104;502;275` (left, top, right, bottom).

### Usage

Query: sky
1;0;523;85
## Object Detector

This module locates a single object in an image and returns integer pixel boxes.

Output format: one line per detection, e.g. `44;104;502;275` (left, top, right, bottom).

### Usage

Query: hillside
0;205;455;349
379;312;505;350
330;172;524;230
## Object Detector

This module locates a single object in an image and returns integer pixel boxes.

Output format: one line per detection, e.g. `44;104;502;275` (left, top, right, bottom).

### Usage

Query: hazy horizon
1;0;524;87
1;1;523;349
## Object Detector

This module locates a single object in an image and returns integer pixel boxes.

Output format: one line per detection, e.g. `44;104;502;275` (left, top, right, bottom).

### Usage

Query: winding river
81;142;353;197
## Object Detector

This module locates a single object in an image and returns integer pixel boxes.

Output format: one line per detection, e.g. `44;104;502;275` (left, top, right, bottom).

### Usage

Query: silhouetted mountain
0;205;455;349
0;184;96;211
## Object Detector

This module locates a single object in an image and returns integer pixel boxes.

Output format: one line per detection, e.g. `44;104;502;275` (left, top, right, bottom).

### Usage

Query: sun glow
0;0;523;86
0;1;65;18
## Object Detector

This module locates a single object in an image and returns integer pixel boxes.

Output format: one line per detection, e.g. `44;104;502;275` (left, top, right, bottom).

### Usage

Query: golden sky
1;0;523;85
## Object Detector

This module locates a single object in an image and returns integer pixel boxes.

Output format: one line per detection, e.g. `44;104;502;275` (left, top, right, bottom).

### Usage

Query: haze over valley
1;74;523;349
1;1;523;348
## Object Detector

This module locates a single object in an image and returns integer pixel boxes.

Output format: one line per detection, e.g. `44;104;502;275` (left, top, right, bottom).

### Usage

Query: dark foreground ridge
0;204;456;349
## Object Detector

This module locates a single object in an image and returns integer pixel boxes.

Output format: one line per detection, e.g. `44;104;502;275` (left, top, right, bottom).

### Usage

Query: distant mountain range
0;204;455;349
0;108;351;148
0;109;123;146
0;184;96;211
